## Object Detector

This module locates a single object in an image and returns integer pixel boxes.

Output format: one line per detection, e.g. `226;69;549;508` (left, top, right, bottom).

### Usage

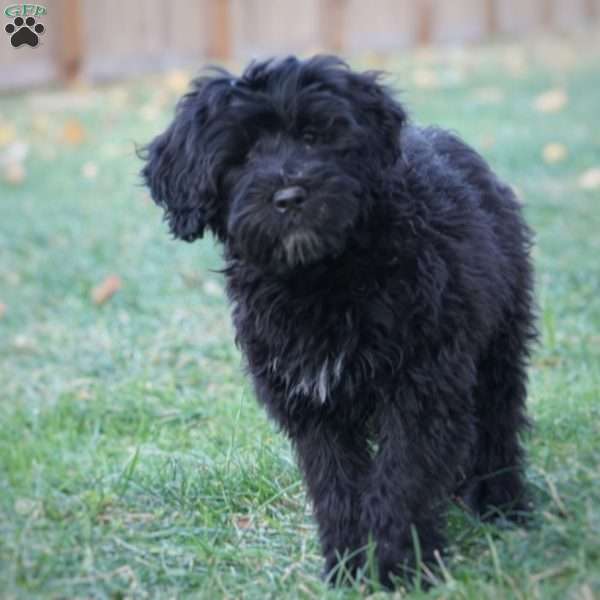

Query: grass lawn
1;37;599;599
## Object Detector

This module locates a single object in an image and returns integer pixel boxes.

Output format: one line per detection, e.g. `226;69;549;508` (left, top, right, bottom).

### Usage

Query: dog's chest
228;274;402;406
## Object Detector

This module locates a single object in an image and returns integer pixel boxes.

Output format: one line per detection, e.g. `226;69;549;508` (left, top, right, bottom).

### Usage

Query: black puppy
142;56;536;587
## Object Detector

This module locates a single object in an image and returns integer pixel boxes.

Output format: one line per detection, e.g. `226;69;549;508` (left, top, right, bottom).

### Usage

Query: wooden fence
1;0;599;90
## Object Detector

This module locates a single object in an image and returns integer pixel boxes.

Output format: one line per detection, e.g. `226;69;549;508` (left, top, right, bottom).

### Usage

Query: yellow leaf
62;119;86;145
361;52;388;70
81;161;98;179
165;70;190;94
0;122;16;147
578;168;600;190
140;104;160;122
413;68;439;90
534;89;568;113
542;143;567;164
2;162;26;185
31;114;50;135
91;275;122;305
107;87;130;110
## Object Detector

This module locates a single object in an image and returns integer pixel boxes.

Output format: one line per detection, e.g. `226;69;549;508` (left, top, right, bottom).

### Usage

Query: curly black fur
141;55;536;587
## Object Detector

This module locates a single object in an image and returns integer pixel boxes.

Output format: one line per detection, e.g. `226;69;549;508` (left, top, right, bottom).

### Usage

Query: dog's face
142;56;406;273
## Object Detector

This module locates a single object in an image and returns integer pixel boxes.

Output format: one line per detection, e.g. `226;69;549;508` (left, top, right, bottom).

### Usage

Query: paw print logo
5;16;45;48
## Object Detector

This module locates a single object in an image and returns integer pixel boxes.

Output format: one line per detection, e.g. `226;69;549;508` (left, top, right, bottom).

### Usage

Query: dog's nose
272;186;307;213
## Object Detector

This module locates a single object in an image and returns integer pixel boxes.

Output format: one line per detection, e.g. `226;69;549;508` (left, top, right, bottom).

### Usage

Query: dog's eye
301;130;317;145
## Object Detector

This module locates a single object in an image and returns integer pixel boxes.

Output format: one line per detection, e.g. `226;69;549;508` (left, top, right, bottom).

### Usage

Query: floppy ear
348;71;407;166
140;72;234;242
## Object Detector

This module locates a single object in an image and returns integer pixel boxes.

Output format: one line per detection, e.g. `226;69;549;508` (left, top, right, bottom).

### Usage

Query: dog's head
141;56;406;272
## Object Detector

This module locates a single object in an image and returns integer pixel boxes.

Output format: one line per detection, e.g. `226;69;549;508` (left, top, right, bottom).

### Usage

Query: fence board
552;0;587;30
60;0;82;79
496;0;547;33
230;0;321;58
80;0;211;80
1;0;599;90
343;0;416;52
207;0;232;58
430;0;488;43
319;0;346;53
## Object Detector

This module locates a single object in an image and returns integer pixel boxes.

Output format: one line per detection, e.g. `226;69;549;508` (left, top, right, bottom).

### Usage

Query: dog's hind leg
463;315;534;522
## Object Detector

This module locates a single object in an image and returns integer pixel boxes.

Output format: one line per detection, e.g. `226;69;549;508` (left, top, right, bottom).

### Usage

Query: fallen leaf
536;42;578;72
101;142;128;159
2;162;26;185
0;122;16;146
107;87;129;110
361;52;389;70
534;89;568;113
413;68;439;89
503;47;528;78
140;104;160;122
535;356;561;367
81;161;98;179
165;70;190;94
203;280;223;297
5;271;20;285
414;47;437;64
578;584;595;600
480;134;496;150
13;335;35;351
234;515;252;529
28;89;96;112
14;498;39;516
39;146;57;161
31;114;50;135
542;143;567;164
62;119;86;145
578;168;600;190
76;386;94;401
91;275;122;305
0;141;29;166
473;87;505;104
0;303;6;318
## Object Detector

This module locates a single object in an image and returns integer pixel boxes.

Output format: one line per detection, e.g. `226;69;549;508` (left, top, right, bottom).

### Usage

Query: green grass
1;38;600;598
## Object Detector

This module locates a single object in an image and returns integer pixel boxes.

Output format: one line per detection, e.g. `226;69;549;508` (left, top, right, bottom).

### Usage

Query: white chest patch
270;353;346;404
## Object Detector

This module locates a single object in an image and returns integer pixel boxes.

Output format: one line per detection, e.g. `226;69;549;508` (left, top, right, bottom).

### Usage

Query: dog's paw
375;534;443;590
378;554;433;590
460;477;532;526
5;16;44;48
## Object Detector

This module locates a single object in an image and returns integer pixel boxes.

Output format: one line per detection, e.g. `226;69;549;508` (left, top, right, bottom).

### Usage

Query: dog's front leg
363;386;474;587
293;418;371;582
